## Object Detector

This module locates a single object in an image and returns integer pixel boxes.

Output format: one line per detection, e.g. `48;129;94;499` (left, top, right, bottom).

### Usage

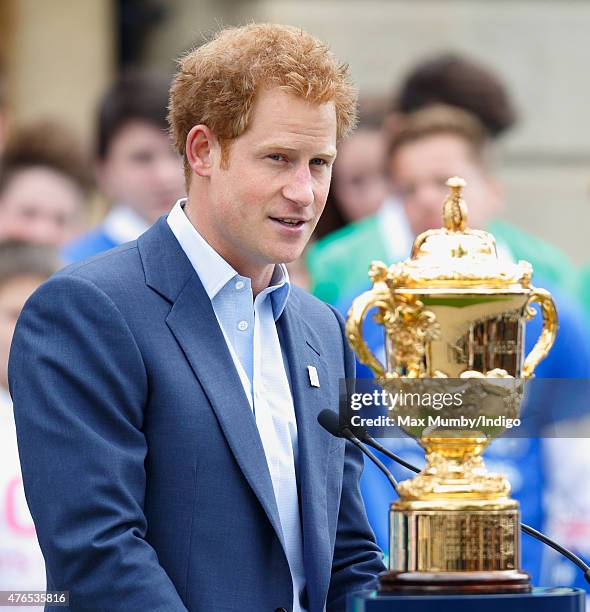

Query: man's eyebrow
258;143;337;158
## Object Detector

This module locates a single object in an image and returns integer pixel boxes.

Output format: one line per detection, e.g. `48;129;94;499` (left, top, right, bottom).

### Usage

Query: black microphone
342;415;420;475
317;409;590;585
317;409;399;494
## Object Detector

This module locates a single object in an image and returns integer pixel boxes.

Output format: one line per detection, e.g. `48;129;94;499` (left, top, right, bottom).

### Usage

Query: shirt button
235;280;245;290
237;320;248;331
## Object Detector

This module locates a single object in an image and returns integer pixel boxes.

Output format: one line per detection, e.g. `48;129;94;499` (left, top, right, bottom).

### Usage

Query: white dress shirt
167;200;307;611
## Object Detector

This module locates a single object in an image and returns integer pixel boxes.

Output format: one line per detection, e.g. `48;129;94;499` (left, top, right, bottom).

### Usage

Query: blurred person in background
289;104;389;290
307;53;577;305
389;106;576;292
391;52;517;139
63;71;185;263
0;121;93;247
0;241;60;595
313;105;388;240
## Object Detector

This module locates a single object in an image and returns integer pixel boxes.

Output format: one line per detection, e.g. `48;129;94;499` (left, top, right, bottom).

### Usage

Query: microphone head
317;409;372;442
348;419;370;442
317;409;344;438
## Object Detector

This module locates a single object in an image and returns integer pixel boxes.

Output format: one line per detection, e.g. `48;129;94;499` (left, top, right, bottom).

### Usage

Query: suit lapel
138;219;285;551
278;294;335;610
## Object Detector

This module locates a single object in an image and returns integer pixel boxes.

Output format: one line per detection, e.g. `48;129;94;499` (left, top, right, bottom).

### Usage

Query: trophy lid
389;177;532;289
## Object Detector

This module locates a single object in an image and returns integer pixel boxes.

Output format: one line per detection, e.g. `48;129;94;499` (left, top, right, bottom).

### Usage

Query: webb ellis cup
346;177;558;593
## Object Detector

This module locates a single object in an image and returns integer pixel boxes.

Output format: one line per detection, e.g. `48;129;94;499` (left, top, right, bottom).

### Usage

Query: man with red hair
10;24;384;612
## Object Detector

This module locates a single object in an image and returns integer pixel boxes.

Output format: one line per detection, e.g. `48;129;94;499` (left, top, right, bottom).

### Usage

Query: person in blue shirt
63;71;185;263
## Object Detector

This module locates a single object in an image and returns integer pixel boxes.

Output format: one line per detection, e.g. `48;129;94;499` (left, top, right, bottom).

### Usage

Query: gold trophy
346;177;558;594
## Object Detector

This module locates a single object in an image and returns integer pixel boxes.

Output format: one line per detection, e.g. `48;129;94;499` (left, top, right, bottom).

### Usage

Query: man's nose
282;164;314;207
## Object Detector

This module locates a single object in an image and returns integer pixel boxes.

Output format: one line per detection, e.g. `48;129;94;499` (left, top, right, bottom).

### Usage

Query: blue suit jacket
9;218;384;612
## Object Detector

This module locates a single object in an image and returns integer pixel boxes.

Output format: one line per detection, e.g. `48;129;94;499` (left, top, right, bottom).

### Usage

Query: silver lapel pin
307;365;320;388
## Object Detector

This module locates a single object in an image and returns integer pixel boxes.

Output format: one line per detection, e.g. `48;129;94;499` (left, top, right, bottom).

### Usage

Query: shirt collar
260;261;291;321
167;199;291;319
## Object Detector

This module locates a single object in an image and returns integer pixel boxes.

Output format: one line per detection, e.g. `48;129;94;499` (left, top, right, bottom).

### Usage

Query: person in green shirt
307;53;576;305
307;104;576;305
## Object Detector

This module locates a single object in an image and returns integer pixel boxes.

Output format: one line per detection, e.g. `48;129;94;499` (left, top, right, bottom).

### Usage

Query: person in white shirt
0;241;59;600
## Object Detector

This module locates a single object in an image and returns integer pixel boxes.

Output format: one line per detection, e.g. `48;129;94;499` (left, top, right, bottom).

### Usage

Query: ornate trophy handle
522;287;558;378
346;287;393;379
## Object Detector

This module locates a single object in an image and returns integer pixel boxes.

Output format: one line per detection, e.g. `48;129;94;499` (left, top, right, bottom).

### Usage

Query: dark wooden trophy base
379;569;532;595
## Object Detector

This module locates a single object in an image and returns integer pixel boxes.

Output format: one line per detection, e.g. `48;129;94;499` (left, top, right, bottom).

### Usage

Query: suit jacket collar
138;217;194;303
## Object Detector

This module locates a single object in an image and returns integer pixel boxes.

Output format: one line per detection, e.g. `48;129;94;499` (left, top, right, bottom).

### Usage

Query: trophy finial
443;176;467;231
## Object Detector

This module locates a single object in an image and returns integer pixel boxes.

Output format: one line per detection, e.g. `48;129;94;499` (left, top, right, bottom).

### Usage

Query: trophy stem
397;436;512;500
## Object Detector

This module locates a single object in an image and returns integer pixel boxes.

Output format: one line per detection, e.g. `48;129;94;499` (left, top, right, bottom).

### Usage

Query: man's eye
268;153;285;162
310;158;327;166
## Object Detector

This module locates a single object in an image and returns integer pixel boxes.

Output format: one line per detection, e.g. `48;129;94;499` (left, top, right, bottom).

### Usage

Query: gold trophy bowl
346;177;558;594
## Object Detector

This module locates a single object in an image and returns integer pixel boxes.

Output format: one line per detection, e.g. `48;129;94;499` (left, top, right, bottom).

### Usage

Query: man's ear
186;125;218;177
